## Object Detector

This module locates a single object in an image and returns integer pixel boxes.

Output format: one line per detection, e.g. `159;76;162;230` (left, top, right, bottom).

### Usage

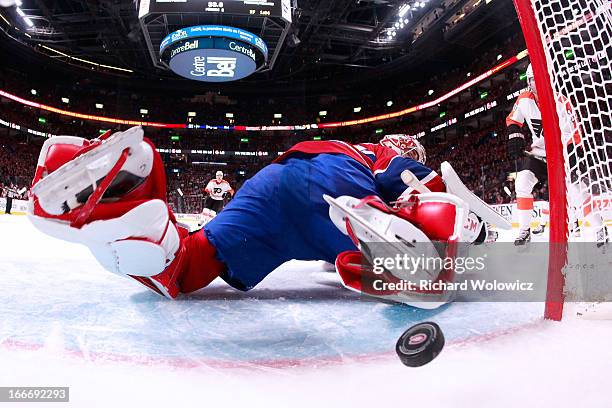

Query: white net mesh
530;0;612;242
528;0;612;306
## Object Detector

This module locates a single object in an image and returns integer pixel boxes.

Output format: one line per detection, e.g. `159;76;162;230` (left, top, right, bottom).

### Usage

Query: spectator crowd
1;33;548;215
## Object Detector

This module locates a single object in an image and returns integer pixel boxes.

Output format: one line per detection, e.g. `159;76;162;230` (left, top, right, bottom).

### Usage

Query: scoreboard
138;0;292;22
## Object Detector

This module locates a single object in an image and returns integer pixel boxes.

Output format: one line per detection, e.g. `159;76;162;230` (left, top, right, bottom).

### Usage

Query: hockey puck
396;322;445;367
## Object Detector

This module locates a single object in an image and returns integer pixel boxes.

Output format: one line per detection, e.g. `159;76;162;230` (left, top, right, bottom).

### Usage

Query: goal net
513;0;612;320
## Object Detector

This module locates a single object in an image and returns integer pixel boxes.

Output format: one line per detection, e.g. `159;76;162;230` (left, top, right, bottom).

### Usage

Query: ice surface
1;215;610;407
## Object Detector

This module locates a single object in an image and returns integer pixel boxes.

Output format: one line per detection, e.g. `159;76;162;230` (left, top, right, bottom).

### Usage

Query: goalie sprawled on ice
27;127;510;308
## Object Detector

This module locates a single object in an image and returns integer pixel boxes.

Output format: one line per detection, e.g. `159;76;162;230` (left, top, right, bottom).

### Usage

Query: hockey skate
573;220;581;238
514;228;531;246
324;192;486;308
532;223;546;235
596;226;608;249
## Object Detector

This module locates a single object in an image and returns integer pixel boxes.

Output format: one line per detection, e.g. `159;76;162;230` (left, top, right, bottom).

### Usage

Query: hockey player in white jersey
203;171;234;214
507;63;606;244
506;63;548;244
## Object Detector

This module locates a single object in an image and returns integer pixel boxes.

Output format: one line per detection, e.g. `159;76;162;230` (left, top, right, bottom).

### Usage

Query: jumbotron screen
138;0;292;22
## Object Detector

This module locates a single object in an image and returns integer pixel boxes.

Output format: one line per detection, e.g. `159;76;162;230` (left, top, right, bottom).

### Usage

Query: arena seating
1;36;546;213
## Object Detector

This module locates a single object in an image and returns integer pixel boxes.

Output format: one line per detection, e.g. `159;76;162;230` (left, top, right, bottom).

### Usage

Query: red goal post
513;0;612;320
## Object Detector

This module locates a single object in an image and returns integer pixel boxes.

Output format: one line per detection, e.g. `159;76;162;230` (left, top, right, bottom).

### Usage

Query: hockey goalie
27;127;510;308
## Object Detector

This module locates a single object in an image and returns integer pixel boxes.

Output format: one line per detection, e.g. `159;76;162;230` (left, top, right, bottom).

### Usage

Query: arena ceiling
0;0;521;93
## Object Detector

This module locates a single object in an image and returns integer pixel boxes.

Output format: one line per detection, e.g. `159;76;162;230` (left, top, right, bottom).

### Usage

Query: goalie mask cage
513;0;612;320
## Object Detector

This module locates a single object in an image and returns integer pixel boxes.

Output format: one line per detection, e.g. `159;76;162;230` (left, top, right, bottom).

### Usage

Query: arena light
497;54;502;60
386;100;393;107
95;103;103;109
188;112;196;117
0;12;11;26
61;97;69;104
428;89;434;95
170;135;180;141
140;108;148;114
38;117;46;124
319;110;327;116
15;6;34;29
0;90;184;128
39;45;133;74
192;161;228;165
274;113;282;118
398;4;410;17
240;138;249;142
30;89;36;95
226;113;234;118
353;107;362;113
313;136;322;141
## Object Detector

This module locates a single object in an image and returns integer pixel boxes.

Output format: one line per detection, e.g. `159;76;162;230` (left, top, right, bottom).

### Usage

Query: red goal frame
513;0;568;321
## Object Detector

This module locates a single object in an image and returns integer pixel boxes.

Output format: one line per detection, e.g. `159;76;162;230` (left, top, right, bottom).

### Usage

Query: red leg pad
178;231;227;293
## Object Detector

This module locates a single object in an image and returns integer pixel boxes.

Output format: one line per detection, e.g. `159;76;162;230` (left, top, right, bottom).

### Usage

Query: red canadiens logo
408;333;428;345
465;214;480;232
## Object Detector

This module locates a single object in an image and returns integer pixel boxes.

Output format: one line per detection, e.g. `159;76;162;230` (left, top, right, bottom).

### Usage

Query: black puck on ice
395;322;445;367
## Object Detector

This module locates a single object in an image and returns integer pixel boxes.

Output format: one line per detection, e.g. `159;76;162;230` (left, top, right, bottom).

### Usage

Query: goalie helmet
526;63;537;98
380;134;426;164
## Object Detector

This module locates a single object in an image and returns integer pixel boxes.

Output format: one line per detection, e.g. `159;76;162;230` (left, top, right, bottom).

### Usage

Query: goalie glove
326;193;478;308
28;126;224;298
507;132;527;160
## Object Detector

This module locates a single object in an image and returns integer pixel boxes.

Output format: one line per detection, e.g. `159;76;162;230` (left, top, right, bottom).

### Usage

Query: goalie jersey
204;140;445;291
276;140;445;202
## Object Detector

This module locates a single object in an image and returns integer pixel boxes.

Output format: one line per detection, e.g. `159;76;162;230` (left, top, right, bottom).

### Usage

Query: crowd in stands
0;135;36;202
1;33;549;214
0;113;549;214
